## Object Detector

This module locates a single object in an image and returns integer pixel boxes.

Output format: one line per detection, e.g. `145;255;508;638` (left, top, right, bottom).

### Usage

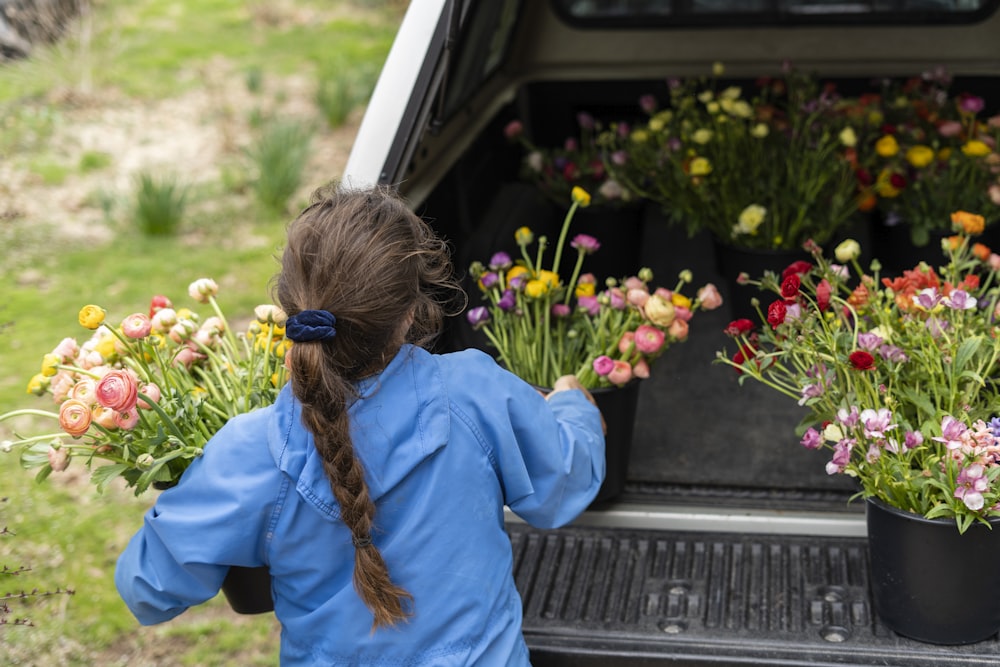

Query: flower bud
834;239;861;263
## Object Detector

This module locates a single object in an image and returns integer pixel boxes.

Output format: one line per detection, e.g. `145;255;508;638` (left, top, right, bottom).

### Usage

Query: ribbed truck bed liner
508;522;1000;666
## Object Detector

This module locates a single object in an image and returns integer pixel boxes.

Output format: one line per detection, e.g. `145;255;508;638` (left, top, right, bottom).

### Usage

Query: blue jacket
116;345;605;666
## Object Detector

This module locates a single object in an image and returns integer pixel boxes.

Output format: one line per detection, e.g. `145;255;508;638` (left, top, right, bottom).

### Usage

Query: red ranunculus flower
782;261;812;281
767;300;787;328
781;274;801;299
724;318;755;337
849;350;876;370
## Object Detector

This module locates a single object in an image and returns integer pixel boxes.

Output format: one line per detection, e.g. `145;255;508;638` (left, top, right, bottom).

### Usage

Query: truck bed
509;496;1000;666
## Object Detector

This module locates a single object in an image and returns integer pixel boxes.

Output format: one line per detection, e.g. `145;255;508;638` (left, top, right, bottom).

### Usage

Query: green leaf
91;463;129;494
953;336;982;373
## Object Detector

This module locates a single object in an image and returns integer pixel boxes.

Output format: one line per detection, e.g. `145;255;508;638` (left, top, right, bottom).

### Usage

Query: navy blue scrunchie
285;310;337;343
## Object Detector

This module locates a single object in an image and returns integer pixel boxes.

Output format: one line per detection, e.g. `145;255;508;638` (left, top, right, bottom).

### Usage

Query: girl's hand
547;375;606;434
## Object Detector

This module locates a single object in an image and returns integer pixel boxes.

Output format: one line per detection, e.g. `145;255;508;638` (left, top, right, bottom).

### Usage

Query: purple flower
925;317;949;338
509;274;527;290
904;430;924;450
878;344;908;363
959;94;985;115
639;94;657;114
857;332;883;351
943;289;977;310
933;415;967;450
551;303;571;318
800;427;822;450
611;150;628;166
497;289;516;311
592;355;614;376
989;417;1000;439
915;287;941;310
955;463;988;511
571;234;601;254
466;306;490;330
489;252;512;270
480;272;499;289
825;438;855;475
576;111;595;130
836;406;859;428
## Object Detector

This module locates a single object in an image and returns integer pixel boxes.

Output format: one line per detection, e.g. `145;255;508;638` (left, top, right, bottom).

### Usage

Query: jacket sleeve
446;350;606;529
115;410;277;625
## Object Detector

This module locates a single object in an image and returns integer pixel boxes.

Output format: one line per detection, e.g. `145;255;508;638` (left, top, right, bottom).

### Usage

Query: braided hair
274;182;463;629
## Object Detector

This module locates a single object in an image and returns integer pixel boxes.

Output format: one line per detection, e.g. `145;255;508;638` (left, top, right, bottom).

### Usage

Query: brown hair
274;183;463;629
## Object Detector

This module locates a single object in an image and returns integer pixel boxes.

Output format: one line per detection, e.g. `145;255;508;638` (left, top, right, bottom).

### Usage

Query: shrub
246;118;313;213
131;171;188;236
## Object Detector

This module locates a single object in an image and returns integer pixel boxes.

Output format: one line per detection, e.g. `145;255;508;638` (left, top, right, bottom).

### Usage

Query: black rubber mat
509;523;1000;666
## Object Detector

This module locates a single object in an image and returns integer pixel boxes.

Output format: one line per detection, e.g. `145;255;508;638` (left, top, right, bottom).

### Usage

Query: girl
115;183;605;665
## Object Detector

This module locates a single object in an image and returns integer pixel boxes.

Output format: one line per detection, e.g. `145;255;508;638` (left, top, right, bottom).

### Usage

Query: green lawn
0;1;403;662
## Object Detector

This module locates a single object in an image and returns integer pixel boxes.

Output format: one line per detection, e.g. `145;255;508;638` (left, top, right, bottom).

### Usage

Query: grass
0;0;402;662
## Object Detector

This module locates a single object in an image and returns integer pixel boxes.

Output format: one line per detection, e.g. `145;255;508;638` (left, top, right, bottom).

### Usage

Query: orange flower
951;211;986;235
945;236;963;251
972;243;991;261
857;191;878;212
847;283;869;309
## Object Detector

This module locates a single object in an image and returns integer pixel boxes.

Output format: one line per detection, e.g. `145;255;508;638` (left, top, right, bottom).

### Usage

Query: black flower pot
221;565;274;615
866;497;1000;645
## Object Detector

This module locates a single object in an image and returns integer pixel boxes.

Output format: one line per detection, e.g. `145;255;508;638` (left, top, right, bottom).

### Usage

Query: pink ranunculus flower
200;316;225;335
188;278;219;304
138;382;161;409
618;331;636;355
592;355;615;377
95;369;139;412
937;120;963;138
674;305;693;322
634;324;666;354
52;337;79;361
697;283;723;310
608;360;633;386
172;346;203;369
151;308;178;332
624;276;646;291
59;398;93;437
608;287;626;310
69;377;98;404
169;319;197;344
627;288;649;308
632;358;650;379
49;371;76;403
121;313;152;339
668;318;689;341
92;406;119;430
577;295;601;317
47;446;70;472
114;408;140;430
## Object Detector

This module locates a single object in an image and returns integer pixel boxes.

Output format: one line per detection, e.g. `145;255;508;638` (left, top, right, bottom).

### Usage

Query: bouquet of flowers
466;187;722;389
503;112;635;208
603;62;868;251
0;280;289;495
717;211;1000;532
865;70;1000;246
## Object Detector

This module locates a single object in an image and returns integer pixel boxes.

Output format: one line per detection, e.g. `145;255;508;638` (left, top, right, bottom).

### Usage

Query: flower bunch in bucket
717;211;1000;532
0;280;290;494
467;187;722;389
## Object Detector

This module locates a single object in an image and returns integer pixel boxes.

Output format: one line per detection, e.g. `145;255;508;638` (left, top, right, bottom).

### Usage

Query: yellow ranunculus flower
176;307;196;321
734;204;767;236
961;139;991;157
538;270;560;288
905;145;934;168
26;373;49;396
712;61;725;76
78;305;106;330
692;128;713;144
839;127;857;148
506;265;529;288
94;334;117;360
40;353;60;377
706;101;720;115
689;157;712;177
938;147;951;161
571;186;591;207
875;135;899;158
648;118;664;132
514;227;534;246
834;239;861;262
524;280;548;299
697;90;714;104
575;282;595;298
875;170;900;198
730;100;752;118
671;293;692;309
653;110;673;124
630;129;649;144
751;123;769;138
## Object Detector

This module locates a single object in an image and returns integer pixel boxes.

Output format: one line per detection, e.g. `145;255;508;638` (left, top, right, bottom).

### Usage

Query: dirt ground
0;58;363;247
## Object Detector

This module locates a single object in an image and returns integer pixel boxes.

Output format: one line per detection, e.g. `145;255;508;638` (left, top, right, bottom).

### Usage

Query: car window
553;0;999;26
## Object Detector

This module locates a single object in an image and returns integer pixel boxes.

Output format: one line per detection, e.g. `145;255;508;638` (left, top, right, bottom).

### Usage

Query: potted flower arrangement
467;186;723;502
503;112;644;281
0;279;289;614
602;62;871;321
864;69;1000;269
716;211;1000;645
